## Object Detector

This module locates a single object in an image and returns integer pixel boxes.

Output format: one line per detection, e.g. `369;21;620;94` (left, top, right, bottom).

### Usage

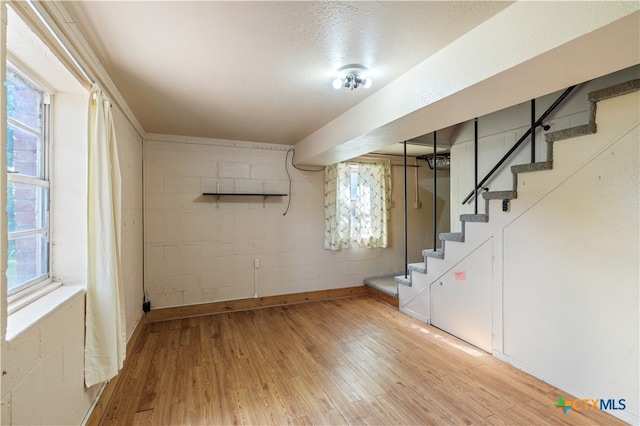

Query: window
324;162;391;250
349;163;359;222
5;65;51;295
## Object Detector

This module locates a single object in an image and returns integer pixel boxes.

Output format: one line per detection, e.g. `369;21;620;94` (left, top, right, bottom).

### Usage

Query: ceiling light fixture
332;64;373;90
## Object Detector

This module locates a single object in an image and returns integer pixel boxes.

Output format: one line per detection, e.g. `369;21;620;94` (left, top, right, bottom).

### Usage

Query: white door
430;238;493;352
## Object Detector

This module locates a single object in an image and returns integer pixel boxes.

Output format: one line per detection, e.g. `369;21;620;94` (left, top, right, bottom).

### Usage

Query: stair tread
440;232;464;242
460;214;489;222
363;275;399;296
394;275;412;287
408;262;427;274
545;123;596;143
423;249;444;259
512;162;552;174
483;190;516;200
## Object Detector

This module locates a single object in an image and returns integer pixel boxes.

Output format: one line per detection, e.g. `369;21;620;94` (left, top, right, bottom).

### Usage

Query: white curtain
85;85;126;388
324;162;391;250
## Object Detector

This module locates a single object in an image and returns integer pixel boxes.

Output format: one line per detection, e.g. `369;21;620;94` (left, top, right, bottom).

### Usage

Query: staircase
395;78;640;351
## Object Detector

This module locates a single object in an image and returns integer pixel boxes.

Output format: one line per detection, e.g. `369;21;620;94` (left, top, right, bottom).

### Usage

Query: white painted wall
143;136;443;308
500;92;639;423
430;238;493;352
1;86;94;424
1;4;8;420
402;85;639;424
0;5;144;424
50;93;88;286
1;104;143;426
114;106;144;339
415;163;450;254
2;291;99;425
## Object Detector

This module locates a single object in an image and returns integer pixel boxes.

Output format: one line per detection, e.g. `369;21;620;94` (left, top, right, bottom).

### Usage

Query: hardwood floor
101;296;624;425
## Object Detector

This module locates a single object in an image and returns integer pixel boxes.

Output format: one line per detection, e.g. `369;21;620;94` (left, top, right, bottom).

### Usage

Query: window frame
5;61;52;297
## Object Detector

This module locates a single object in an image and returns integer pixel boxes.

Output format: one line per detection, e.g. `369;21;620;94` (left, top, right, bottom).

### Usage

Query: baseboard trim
493;352;638;425
145;286;367;322
84;313;148;426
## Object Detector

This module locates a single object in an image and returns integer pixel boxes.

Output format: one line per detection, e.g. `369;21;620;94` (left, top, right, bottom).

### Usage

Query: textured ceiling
63;1;511;145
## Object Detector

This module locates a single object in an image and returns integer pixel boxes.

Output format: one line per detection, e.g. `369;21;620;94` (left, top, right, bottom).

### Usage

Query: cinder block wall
143;136;444;308
1;101;143;425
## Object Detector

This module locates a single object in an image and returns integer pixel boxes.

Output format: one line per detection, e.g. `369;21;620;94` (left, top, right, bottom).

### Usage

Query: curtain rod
17;0;147;138
354;153;421;167
26;0;95;86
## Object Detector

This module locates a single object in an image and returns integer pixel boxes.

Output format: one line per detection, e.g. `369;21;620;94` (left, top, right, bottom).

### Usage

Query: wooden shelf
202;192;287;207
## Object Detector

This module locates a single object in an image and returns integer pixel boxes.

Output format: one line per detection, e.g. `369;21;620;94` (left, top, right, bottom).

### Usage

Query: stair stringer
398;196;516;325
396;79;640;342
498;122;639;423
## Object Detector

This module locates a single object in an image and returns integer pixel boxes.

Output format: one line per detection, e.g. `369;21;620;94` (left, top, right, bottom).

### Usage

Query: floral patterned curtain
353;162;391;248
324;161;391;250
324;162;352;250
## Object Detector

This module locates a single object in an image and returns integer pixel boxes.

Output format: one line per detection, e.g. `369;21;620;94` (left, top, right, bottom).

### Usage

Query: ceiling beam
293;2;640;166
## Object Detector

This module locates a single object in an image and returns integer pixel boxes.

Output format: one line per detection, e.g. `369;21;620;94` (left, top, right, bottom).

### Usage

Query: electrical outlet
143;301;151;312
254;258;260;268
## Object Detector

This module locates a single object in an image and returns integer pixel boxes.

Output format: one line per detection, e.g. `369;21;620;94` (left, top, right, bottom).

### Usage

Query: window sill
8;280;60;316
6;284;85;341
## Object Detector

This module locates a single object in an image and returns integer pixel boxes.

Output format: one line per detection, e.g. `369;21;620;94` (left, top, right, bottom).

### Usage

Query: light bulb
363;78;372;89
332;78;343;89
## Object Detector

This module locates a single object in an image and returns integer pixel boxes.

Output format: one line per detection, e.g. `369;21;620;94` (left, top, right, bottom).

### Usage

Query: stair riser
400;79;639;287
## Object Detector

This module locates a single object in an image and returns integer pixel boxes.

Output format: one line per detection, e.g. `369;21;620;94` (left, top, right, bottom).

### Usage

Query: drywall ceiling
62;1;512;145
293;2;639;165
375;125;457;157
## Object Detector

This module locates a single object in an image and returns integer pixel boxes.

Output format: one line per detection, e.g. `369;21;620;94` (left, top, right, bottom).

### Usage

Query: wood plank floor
102;296;625;425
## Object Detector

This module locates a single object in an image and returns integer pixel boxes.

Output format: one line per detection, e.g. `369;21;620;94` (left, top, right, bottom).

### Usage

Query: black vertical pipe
433;131;437;251
474;118;478;215
403;141;408;278
531;99;536;163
